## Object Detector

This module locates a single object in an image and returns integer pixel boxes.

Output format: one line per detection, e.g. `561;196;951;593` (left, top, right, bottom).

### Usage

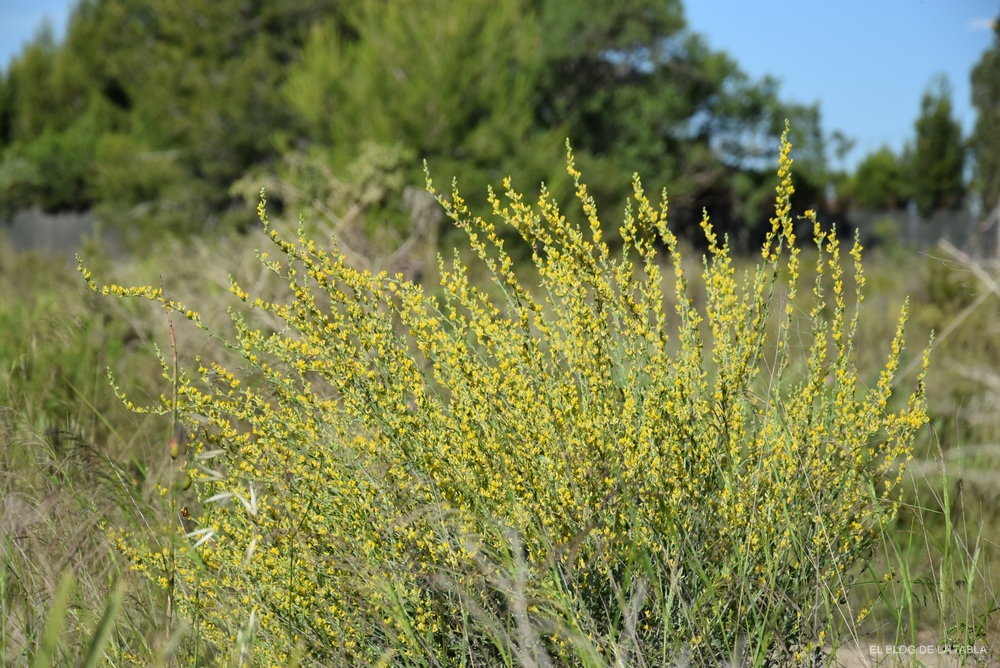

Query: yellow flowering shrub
84;126;929;666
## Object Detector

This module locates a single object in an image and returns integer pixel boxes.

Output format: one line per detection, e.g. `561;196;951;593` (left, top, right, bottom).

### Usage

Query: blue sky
1;0;997;172
0;0;70;62
684;1;998;171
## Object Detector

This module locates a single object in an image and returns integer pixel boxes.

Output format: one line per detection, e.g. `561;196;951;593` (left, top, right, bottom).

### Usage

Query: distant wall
842;206;994;257
0;208;125;261
1;204;992;262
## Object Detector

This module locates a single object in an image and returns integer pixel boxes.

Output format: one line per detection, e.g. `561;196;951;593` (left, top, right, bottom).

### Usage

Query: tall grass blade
81;582;126;668
31;570;74;668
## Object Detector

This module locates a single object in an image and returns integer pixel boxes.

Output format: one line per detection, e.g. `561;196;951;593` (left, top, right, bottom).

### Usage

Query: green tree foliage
972;18;1000;210
911;76;965;217
850;146;910;209
845;76;965;215
286;0;536;164
0;0;337;240
0;20;117;212
284;0;831;241
1;0;834;246
535;1;837;229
